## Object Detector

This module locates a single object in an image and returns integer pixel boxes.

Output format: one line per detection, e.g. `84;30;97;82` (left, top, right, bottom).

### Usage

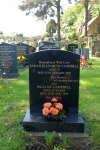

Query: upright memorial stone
73;48;81;55
16;42;29;65
0;43;19;78
91;41;100;56
23;49;84;132
66;43;78;52
39;41;60;51
82;48;89;59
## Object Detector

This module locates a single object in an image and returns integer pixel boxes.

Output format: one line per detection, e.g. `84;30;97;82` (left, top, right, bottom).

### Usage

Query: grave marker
66;43;78;52
16;42;29;65
0;43;19;78
73;48;81;55
23;49;84;132
82;48;89;59
29;45;36;54
39;41;60;51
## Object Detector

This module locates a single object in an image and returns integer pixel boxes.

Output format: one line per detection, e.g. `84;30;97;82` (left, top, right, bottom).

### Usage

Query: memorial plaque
82;48;89;59
66;43;78;52
29;45;36;54
16;42;29;65
73;48;81;55
0;43;19;78
39;41;60;51
23;49;84;132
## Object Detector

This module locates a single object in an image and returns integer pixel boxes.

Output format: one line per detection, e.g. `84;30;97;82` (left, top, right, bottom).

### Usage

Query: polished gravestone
39;41;60;51
82;48;89;59
16;42;29;65
23;50;84;132
66;43;78;52
0;43;19;78
73;48;81;55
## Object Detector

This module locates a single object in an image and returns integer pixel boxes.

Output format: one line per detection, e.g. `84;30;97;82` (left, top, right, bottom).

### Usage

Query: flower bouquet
42;97;66;121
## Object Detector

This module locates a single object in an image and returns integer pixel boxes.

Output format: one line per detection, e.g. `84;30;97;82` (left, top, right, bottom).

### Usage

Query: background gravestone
39;41;60;51
16;42;29;65
82;48;89;59
91;41;100;56
23;49;84;132
73;48;81;55
0;43;19;78
29;45;36;54
66;43;78;52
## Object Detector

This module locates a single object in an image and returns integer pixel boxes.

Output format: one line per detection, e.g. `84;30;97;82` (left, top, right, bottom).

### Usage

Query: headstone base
23;110;84;133
2;73;19;78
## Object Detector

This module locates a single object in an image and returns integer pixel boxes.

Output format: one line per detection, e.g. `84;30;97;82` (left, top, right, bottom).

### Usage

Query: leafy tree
61;3;84;39
46;19;57;36
76;0;99;36
18;0;73;41
90;4;100;18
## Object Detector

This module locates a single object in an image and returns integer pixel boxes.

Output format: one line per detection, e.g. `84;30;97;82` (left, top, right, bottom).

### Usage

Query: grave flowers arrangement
80;55;93;70
17;56;26;68
42;97;66;121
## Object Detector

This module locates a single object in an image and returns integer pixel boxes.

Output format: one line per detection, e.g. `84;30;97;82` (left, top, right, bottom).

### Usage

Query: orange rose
49;107;55;113
55;103;63;110
43;107;50;116
52;108;59;115
51;98;58;102
43;103;52;108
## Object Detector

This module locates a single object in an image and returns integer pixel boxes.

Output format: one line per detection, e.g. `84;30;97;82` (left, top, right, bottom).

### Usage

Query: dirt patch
25;136;96;150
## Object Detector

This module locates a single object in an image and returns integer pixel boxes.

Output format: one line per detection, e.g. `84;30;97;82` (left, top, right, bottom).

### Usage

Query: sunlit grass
0;58;100;149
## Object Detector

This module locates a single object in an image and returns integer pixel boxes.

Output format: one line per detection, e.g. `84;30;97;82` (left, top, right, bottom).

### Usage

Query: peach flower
49;107;55;113
55;103;63;110
52;108;59;115
51;98;58;102
43;107;50;116
43;102;52;108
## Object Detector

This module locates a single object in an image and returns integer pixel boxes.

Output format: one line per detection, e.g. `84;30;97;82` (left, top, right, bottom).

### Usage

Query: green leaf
51;131;56;139
62;134;66;145
45;131;51;139
67;141;72;147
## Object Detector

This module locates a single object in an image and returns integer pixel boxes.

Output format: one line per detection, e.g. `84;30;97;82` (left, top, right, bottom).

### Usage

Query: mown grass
0;57;100;149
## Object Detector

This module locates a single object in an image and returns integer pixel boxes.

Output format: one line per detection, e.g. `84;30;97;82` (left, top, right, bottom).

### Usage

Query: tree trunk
57;0;61;41
85;0;88;37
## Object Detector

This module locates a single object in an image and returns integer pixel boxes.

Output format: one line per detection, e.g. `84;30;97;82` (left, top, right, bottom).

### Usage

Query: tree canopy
18;0;73;41
61;3;84;39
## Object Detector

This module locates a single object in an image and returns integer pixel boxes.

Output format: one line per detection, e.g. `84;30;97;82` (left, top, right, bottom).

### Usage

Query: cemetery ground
0;57;100;150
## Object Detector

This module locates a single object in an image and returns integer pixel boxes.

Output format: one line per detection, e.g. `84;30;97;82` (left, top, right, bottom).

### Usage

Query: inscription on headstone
39;41;60;51
23;49;84;132
0;43;19;78
66;44;78;52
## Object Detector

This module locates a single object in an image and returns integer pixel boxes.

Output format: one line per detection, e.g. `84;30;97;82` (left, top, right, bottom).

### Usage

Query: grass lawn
0;57;100;150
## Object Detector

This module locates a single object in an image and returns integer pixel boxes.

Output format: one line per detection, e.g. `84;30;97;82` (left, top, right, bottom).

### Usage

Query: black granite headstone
16;42;29;65
39;41;60;51
66;44;78;52
0;43;19;78
23;50;84;132
29;45;36;54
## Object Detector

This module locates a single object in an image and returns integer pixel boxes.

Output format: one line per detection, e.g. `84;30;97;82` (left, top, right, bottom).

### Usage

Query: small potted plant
42;97;66;121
